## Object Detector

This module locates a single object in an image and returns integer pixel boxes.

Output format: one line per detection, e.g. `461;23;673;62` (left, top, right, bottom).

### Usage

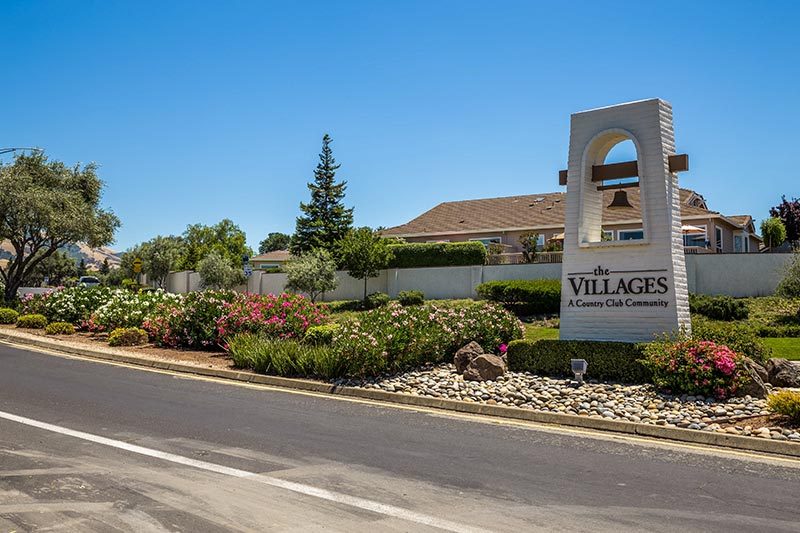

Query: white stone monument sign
559;99;691;342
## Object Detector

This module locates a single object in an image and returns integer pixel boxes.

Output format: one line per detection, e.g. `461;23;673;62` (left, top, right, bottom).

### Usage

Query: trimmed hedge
16;314;47;329
397;290;424;306
304;323;341;345
388;242;486;268
689;294;749;321
755;324;800;338
108;327;149;347
45;322;75;335
506;339;650;384
475;279;561;315
0;308;19;325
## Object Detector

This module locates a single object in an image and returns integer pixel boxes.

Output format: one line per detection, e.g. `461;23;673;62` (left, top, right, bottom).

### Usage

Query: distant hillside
0;241;121;271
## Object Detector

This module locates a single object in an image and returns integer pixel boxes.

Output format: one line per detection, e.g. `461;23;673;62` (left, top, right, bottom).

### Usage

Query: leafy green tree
178;219;252;271
761;217;787;249
338;227;393;301
139;235;184;288
769;196;800;244
26;251;78;286
292;134;354;255
519;232;540;263
198;249;246;290
0;152;119;302
284;248;338;302
777;252;800;297
258;232;292;254
99;258;111;275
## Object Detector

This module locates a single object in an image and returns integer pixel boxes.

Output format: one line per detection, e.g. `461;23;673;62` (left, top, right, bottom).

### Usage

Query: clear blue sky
2;1;798;252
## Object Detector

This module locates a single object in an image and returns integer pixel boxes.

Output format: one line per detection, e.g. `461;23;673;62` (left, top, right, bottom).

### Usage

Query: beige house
250;250;292;270
383;188;761;258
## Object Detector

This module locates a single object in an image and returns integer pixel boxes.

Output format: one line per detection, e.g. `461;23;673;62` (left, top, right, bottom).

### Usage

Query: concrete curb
2;330;800;459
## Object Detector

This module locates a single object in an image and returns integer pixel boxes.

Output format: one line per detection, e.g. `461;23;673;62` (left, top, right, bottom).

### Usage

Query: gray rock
463;354;507;382
739;357;768;399
454;341;484;374
766;358;800;388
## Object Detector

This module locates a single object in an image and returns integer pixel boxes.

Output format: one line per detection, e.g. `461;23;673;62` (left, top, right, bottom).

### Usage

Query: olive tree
284;249;338;302
0;153;119;302
198;250;245;290
338;227;393;301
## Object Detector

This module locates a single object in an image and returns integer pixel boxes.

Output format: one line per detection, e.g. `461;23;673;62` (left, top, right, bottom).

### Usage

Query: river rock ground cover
345;363;800;441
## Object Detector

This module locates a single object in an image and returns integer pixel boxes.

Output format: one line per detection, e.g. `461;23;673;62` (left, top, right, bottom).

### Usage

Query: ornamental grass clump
228;334;342;378
643;339;746;399
767;390;800;423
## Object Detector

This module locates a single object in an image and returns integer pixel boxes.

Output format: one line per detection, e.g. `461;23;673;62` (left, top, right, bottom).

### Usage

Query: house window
715;227;723;252
618;229;644;241
469;237;502;247
536;234;545;250
683;225;707;248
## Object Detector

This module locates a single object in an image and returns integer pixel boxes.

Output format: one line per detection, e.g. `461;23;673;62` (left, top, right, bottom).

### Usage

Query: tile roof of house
251;250;293;262
383;188;724;237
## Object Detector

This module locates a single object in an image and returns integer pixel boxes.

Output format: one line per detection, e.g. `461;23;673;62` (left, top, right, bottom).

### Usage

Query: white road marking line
0;409;491;533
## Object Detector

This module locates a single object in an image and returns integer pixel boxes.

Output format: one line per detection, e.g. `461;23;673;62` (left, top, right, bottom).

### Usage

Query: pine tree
292;134;354;255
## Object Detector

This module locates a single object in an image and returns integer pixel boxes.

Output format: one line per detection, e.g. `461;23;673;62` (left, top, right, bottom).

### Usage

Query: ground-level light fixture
571;359;588;384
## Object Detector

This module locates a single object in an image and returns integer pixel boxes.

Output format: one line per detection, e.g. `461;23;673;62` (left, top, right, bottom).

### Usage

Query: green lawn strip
524;324;559;342
762;338;800;361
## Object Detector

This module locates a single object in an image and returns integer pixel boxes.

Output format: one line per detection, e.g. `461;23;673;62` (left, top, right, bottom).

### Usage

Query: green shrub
228;334;343;378
333;301;524;377
0;308;19;324
754;324;800;338
643;339;745;398
776;252;800;297
506;339;650;383
691;318;770;363
689;294;749;321
16;314;48;329
304;323;341;345
320;300;363;313
767;390;800;423
45;322;75;335
397;290;424;306
388;242;486;268
364;292;390;309
108;327;149;347
475;279;561;315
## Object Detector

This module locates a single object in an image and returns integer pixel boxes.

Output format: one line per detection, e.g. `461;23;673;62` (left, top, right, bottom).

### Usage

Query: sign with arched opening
558;99;691;342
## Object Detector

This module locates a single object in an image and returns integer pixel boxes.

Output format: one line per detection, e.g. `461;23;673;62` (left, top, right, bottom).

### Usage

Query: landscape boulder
739;357;768;399
463;354;507;382
454;341;484;373
766;358;800;388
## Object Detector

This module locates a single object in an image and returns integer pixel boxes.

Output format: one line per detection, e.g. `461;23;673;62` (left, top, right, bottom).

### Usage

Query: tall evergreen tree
291;134;354;255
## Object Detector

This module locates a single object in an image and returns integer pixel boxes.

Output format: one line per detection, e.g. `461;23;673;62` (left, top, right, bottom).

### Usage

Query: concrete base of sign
559;99;691;342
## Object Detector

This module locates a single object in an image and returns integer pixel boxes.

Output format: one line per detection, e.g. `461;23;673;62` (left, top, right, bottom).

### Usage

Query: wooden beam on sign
557;154;688;184
591;160;637;182
668;154;689;172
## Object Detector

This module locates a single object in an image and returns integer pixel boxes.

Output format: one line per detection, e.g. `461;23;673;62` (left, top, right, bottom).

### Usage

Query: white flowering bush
87;289;181;332
21;287;112;325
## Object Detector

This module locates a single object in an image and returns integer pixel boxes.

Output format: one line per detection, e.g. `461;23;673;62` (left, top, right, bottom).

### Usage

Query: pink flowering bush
215;293;326;342
331;301;524;377
144;290;325;349
643;339;747;399
143;290;241;348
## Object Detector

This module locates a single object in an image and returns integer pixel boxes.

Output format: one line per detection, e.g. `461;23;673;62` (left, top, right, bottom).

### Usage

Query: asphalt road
1;342;800;532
